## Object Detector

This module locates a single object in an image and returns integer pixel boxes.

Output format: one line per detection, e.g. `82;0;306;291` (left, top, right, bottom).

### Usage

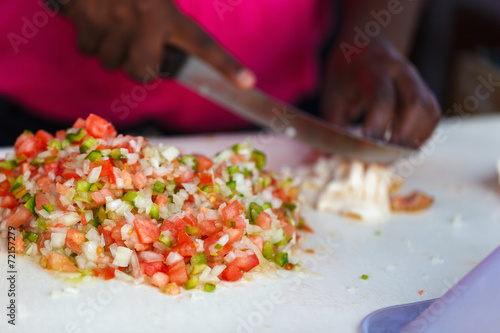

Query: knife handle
161;46;188;78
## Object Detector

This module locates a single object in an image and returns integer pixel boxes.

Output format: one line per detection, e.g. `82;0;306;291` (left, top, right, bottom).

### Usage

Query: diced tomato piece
255;211;272;230
90;188;114;206
248;235;263;252
155;193;169;207
55;183;70;196
47;253;78;273
103;267;115;280
229;154;246;165
134;219;160;244
36;176;52;193
55;130;66;141
232;215;246;229
173;217;186;233
35;130;54;148
281;218;295;237
0;194;16;208
177;242;197;257
35;192;50;211
232;253;259;272
175;169;194;183
7;206;33;228
141;261;165;277
72;117;86;129
199;173;213;186
222;264;243;282
223;227;244;243
273;188;287;201
85;114;117;139
221;201;244;221
198;220;222;236
197;155;214;172
390;191;434;212
96;159;116;184
14;234;24;253
105;222;122;246
168;260;188;285
0;180;10;196
61;169;81;180
151;272;170;289
65;229;86;255
182;213;197;227
160;220;178;238
132;172;147;190
16;135;43;158
176;231;191;246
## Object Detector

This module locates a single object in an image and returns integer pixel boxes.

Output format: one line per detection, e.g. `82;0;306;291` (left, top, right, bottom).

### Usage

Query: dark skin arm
54;0;439;148
322;0;441;148
55;0;256;88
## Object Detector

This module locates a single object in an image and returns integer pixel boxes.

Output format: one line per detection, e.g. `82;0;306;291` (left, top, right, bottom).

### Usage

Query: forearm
337;0;426;55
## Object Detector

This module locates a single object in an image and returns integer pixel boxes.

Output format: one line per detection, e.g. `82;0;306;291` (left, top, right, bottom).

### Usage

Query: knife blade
161;46;413;163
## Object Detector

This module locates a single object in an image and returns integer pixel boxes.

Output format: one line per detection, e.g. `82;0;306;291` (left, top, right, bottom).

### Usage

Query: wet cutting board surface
2;115;500;333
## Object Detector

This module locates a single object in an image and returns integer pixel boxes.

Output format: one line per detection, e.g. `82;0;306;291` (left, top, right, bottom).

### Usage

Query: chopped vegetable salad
0;114;309;294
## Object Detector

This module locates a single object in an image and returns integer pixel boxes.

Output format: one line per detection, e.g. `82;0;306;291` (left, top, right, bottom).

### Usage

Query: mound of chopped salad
0;114;309;294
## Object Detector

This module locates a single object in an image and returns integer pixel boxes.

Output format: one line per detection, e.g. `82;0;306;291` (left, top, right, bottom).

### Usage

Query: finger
125;18;163;81
344;87;365;124
169;16;255;89
321;86;350;126
98;3;134;70
391;66;441;148
67;0;108;55
361;75;395;140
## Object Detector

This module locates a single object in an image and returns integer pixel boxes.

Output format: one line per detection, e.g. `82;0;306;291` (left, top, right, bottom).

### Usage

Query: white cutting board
2;115;500;333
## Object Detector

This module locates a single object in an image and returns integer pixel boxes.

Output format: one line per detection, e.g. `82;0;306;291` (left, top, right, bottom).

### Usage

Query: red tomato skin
35;130;54;148
7;206;33;228
222;264;244;281
232;253;259;272
141;261;165;277
85;114;117;139
255;211;272;230
221;201;244;221
197;155;214;172
168;260;188;285
134;219;160;244
199;173;213;186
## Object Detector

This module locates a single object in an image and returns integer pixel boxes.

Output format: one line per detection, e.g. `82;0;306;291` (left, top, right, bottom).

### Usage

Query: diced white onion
162;146;180;162
81;241;99;262
87;166;101;184
121;224;133;240
85;228;101;242
113;246;133;267
138;251;164;263
59;212;81;226
50;232;66;248
165;251;183;265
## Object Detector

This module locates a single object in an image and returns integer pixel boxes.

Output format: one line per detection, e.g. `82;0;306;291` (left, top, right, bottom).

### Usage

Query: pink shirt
0;1;332;132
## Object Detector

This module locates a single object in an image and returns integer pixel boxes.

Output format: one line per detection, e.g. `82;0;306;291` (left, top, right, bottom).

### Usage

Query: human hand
321;37;441;148
51;0;255;87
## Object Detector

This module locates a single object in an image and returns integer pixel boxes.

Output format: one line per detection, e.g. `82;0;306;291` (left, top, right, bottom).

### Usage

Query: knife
161;46;413;163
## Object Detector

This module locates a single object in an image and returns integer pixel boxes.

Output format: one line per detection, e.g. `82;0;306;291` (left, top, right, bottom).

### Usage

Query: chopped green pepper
214;243;223;251
227;165;239;174
185;225;200;235
9;175;23;192
76;180;92;192
274;252;288;267
0;160;17;170
26;231;39;243
81;137;96;152
153;180;166;194
251;150;266;170
180;155;198;170
66;128;87;143
86;150;103;162
150;203;159;220
42;204;54;213
262;241;273;260
226;181;236;191
249;202;262;224
122;191;139;205
24;194;37;216
159;233;172;247
37;219;47;232
283;202;297;211
184;276;199;290
204;282;216;293
110;149;126;161
361;274;369;280
261;202;272;211
190;253;207;266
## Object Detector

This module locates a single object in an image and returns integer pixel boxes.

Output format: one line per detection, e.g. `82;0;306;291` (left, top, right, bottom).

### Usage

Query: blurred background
1;0;500;146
